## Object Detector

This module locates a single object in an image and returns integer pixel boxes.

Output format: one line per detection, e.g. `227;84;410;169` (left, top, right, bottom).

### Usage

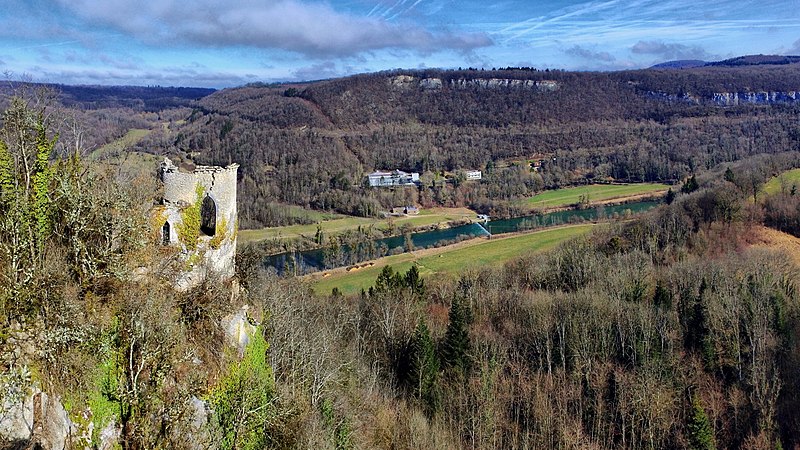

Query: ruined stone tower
158;157;239;285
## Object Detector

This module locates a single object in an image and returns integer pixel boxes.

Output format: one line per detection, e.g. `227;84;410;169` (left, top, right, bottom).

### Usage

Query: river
263;200;659;275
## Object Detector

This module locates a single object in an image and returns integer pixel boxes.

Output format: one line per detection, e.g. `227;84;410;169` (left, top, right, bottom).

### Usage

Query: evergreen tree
687;393;716;450
315;224;324;245
373;265;404;294
665;188;676;205
685;279;715;369
408;320;439;416
404;265;425;296
724;166;735;183
441;296;471;374
682;175;699;194
653;281;673;308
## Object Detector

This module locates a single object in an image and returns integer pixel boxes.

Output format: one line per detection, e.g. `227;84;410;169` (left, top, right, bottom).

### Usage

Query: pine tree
408;320;439;416
665;188;676;205
724;166;735;183
373;265;403;294
441;296;471;374
687;393;716;450
404;265;424;296
682;174;699;194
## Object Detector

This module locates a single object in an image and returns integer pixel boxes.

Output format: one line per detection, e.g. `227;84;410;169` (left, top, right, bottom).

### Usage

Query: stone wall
159;157;239;285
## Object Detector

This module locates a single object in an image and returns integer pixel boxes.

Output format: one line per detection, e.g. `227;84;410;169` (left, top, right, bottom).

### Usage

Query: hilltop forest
1;61;800;449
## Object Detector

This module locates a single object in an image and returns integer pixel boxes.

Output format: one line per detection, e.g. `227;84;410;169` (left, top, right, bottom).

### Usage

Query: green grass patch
239;208;477;244
311;224;594;296
522;183;671;209
240;216;375;244
92;128;151;158
763;168;800;196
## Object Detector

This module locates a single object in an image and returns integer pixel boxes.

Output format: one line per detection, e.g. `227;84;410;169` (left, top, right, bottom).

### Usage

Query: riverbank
239;206;477;244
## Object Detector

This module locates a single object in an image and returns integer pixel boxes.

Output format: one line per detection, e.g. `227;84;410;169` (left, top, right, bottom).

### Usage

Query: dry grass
747;225;800;267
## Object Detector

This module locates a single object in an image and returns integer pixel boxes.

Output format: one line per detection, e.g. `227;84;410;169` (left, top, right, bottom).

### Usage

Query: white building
367;170;420;187
465;170;482;181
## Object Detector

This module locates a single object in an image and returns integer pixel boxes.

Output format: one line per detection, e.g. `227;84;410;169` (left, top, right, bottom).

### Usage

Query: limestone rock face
419;78;443;90
0;390;75;450
97;420;121;450
221;305;257;355
35;393;72;450
712;91;799;106
0;387;34;443
390;75;416;89
449;78;560;91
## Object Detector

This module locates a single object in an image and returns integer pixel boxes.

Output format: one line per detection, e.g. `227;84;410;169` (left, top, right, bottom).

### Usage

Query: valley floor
307;223;594;295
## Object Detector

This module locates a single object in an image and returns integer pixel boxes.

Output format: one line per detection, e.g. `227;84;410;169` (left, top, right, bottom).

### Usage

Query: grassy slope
239;207;477;244
89;128;160;176
310;224;594;295
763;168;800;195
523;183;671;209
92;129;151;158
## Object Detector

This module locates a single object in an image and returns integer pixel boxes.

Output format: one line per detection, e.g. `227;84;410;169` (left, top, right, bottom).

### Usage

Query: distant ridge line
651;54;800;69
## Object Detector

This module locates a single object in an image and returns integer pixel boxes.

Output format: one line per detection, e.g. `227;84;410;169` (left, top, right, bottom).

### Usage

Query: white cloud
631;40;711;61
566;45;616;62
54;0;492;57
291;61;341;81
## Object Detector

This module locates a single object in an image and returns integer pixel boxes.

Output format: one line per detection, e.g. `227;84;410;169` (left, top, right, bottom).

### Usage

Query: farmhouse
390;205;419;215
367;170;420;187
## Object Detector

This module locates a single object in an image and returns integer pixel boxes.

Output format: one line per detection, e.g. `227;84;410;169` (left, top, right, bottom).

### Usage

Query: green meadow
763;168;800;196
311;224;594;296
522;183;671;209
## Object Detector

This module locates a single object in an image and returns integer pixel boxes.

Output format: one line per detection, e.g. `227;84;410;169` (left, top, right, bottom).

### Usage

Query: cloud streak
55;0;492;57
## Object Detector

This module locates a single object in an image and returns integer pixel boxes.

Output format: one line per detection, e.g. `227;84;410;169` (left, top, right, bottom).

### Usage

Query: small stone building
158;157;238;285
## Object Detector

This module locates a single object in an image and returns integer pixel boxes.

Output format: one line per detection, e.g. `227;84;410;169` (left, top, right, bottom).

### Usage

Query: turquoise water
263;200;659;274
484;201;658;235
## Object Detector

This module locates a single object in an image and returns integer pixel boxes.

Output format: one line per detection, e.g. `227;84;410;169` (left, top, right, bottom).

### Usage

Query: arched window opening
162;221;171;245
201;195;217;236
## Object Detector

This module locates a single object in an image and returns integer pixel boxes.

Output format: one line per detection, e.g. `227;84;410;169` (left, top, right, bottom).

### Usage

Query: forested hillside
159;64;800;226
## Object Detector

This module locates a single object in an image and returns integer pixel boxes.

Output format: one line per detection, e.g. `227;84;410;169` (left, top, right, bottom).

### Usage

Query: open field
92;128;151;158
309;223;594;295
240;207;477;244
763;168;800;196
522;183;671;209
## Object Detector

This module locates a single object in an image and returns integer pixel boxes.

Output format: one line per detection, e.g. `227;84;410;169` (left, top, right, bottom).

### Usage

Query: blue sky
1;0;799;88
